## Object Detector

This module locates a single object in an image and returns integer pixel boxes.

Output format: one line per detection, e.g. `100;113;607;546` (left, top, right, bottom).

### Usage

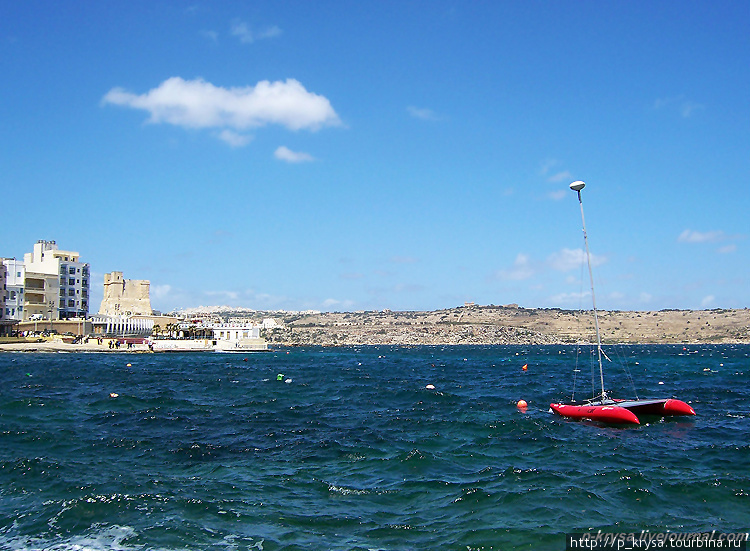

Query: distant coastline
264;305;750;347
2;305;748;352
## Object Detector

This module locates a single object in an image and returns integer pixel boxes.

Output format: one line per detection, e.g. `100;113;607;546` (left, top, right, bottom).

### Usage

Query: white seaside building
0;262;8;336
23;240;90;320
2;258;25;322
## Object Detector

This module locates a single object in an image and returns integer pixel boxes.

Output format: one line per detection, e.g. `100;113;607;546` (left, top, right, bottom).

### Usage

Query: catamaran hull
549;403;640;424
614;398;695;417
549;398;695;425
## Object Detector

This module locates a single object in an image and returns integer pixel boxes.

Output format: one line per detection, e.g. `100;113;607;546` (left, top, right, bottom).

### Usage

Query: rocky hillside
260;305;750;346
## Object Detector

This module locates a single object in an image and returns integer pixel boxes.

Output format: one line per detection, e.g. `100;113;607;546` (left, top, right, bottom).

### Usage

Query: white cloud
701;294;715;307
103;77;341;140
549;291;589;306
547;170;573;183
218;129;252;147
654;95;704;118
151;284;172;300
200;30;218;43
718;244;737;254
499;253;535;281
390;256;418;264
638;292;653;304
322;298;354;310
546;190;567;201
407;106;438;121
274;146;314;163
548;248;606;272
678;229;724;243
230;20;281;44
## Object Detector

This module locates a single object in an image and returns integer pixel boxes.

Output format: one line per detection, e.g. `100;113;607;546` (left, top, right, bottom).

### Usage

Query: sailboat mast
571;181;606;399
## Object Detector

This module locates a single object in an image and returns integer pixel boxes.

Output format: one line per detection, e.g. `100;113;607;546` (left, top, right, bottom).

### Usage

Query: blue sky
2;1;748;313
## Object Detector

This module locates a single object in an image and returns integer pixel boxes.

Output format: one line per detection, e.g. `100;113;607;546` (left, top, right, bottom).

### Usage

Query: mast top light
570;181;586;192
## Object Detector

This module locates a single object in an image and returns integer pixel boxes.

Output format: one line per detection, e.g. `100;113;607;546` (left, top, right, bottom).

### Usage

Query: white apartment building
0;262;7;336
2;258;25;322
23;240;90;320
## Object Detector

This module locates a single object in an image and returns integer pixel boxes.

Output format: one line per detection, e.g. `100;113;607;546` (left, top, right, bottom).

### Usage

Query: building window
68;289;75;297
68;300;75;308
59;299;66;308
82;279;88;287
69;267;75;275
60;289;66;297
69;278;75;286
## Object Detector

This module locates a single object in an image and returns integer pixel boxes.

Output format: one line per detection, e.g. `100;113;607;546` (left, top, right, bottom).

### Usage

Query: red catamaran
549;181;696;425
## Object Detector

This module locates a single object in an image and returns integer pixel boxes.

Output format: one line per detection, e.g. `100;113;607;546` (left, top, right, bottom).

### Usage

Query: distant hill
244;305;750;346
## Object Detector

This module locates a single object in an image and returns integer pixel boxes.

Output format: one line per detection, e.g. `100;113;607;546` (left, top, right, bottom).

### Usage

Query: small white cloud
103;77;341;140
654;95;704;118
547;170;573;183
499;253;535;281
151;284;172;300
200;30;219;43
322;298;354;310
274;146;314;163
205;290;239;301
718;244;737;254
230;20;281;44
549;291;589;306
701;294;715;307
218;129;252;147
407;106;438;121
638;292;653;304
678;229;724;243
390;256;418;264
548;248;606;272
547;190;567;201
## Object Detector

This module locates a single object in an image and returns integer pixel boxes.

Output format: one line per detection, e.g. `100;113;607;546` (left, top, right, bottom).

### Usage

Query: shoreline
3;306;748;352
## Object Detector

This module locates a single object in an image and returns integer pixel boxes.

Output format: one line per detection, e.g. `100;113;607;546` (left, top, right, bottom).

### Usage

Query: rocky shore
264;305;750;347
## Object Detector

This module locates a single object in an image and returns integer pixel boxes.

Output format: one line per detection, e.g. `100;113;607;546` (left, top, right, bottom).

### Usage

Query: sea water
0;345;747;550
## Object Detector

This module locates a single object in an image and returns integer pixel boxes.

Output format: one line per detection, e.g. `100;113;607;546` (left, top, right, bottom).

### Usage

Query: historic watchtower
98;271;153;316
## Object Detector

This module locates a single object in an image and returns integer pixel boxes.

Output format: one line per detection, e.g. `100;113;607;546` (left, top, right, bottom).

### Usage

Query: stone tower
99;271;153;316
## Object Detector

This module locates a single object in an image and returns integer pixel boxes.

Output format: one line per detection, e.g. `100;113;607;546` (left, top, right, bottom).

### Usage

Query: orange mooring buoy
517;399;528;409
522;364;528;371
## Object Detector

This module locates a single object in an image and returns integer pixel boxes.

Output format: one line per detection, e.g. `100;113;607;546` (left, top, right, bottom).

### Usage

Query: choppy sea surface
1;345;748;550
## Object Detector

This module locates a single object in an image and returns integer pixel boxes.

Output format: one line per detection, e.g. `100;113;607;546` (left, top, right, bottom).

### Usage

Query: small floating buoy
126;363;132;367
658;381;664;385
426;384;435;390
522;364;528;371
243;358;248;362
284;378;292;384
109;392;119;398
277;373;284;381
517;399;528;409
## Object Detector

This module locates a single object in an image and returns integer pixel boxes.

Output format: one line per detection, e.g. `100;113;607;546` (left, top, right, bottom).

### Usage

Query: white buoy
426;384;435;390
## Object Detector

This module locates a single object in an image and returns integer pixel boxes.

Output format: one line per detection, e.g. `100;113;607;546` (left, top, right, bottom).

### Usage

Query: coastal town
1;239;749;352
